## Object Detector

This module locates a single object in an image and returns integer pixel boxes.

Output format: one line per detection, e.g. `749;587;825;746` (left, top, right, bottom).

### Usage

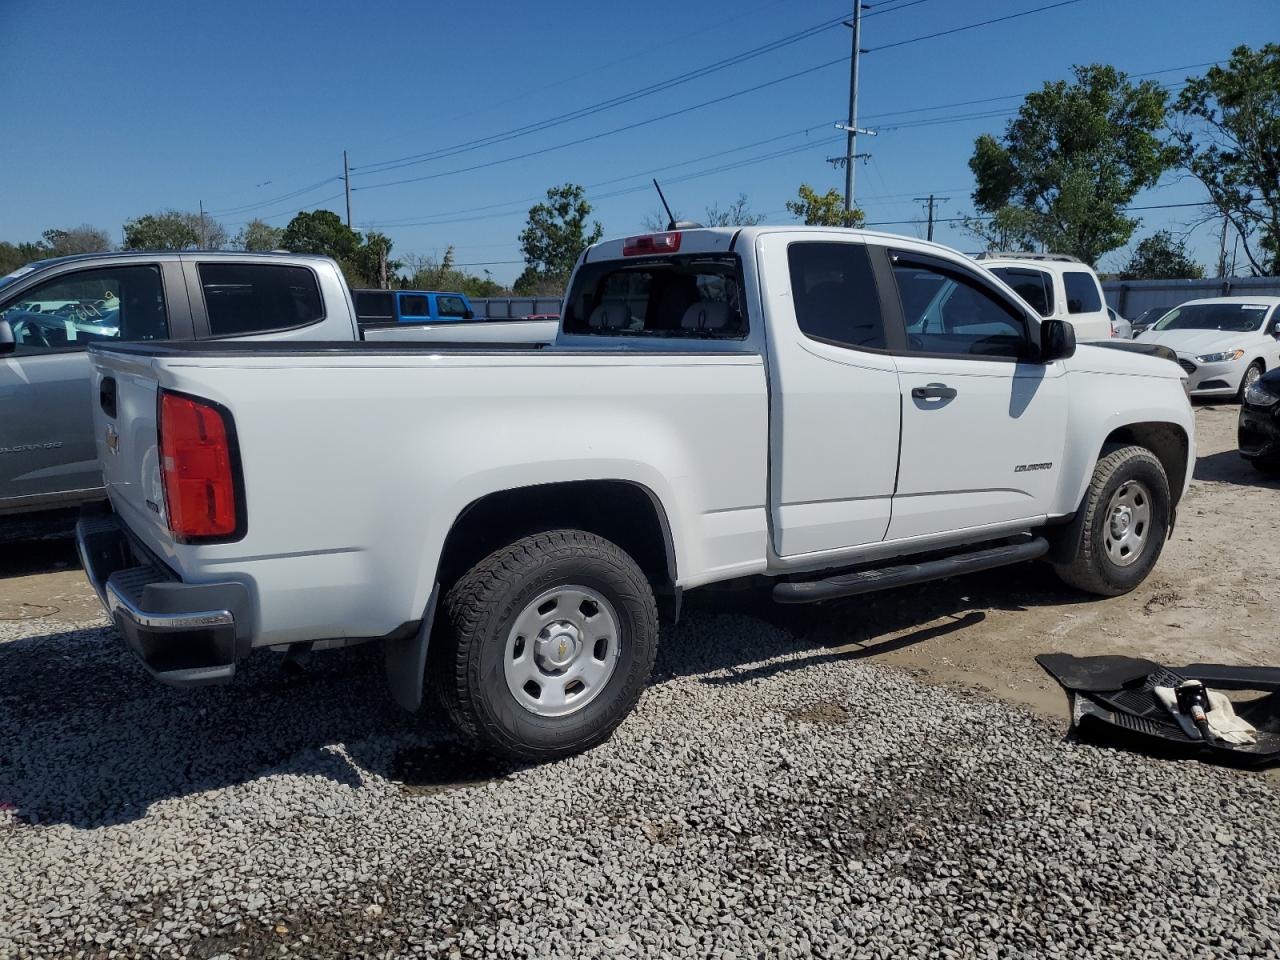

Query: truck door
758;234;902;558
881;249;1067;541
0;261;184;511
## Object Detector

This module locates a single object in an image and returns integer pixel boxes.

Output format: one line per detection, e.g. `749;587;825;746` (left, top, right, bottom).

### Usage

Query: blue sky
2;0;1275;283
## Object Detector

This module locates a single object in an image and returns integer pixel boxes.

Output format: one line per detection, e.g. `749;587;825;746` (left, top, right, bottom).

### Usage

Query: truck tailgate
87;348;173;558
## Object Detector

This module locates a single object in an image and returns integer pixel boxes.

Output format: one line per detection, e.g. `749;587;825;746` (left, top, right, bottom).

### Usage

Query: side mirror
0;319;14;355
1040;318;1075;362
1272;320;1280;338
462;309;475;320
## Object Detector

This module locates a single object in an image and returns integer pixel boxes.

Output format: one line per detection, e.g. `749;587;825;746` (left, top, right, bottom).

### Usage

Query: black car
1239;366;1280;475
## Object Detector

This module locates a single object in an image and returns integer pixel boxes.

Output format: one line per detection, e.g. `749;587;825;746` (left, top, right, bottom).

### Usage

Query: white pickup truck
77;226;1194;760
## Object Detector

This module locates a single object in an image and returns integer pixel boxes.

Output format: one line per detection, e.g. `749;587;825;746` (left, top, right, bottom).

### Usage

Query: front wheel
434;530;658;761
1053;446;1171;596
1238;362;1264;402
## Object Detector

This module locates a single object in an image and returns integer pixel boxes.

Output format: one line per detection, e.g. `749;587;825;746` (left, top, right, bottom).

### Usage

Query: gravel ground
2;599;1279;959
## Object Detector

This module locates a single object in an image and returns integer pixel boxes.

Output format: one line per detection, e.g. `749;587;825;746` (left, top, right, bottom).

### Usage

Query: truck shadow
0;561;1096;828
659;560;1092;687
1193;449;1280;488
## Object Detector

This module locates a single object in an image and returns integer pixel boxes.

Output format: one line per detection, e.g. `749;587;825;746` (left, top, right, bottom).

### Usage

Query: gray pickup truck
0;251;555;520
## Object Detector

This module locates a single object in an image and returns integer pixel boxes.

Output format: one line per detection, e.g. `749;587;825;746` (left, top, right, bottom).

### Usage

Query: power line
865;0;1087;53
353;56;850;192
352;13;850;177
365;123;835;227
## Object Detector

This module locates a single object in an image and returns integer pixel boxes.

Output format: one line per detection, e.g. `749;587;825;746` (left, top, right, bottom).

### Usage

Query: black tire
1053;445;1171;597
1238;361;1264;402
433;529;658;761
1250;458;1280;477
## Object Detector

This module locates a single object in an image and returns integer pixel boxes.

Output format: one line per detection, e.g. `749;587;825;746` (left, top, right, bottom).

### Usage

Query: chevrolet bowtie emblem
558;639;568;658
105;424;119;455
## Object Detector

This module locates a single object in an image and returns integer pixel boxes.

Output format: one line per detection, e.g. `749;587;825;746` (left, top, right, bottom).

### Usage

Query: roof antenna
653;178;677;231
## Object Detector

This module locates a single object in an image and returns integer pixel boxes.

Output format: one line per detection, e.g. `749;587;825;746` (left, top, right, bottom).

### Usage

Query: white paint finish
94;349;768;645
889;356;1068;540
86;226;1201;654
976;255;1112;341
755;231;901;556
362;319;558;344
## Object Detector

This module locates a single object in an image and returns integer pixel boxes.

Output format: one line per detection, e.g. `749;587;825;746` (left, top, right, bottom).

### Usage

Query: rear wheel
434;529;658;761
1053;446;1170;596
1238;361;1264;402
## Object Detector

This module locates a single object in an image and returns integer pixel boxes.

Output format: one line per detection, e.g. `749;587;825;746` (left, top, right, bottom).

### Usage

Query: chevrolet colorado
76;227;1195;760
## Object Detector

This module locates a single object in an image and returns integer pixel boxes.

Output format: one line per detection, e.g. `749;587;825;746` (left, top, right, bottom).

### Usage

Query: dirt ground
1;403;1276;724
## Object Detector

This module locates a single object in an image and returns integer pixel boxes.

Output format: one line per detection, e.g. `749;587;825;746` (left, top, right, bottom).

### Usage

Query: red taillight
159;392;241;541
623;232;681;256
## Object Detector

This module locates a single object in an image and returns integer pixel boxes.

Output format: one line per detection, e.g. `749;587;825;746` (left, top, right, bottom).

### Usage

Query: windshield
1135;306;1173;326
1153;303;1270;333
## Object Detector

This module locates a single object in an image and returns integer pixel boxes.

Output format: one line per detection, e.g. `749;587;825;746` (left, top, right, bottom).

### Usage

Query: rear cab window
563;254;747;339
197;262;323;336
1063;270;1103;314
355;290;394;321
786;242;887;350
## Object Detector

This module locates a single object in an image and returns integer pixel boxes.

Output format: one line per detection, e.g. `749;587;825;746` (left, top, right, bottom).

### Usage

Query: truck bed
86;339;770;648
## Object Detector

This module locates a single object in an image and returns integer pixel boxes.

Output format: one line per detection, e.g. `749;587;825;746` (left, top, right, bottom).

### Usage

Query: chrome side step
772;536;1050;604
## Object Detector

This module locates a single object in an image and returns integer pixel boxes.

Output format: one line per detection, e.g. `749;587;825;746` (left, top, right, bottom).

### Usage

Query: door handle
911;383;957;400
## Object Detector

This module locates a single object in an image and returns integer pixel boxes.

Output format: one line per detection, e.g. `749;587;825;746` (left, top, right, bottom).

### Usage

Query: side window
989;267;1053;316
436;295;468;318
198;263;322;336
1063;271;1102;314
0;265;167;355
786;242;887;350
400;294;429;319
891;257;1029;360
355;291;394;321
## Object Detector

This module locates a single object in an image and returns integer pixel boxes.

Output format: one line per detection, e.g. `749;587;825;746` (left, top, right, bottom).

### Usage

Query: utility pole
913;194;950;241
1216;214;1229;277
343;150;353;228
198;200;207;249
379;245;387;290
843;0;863;213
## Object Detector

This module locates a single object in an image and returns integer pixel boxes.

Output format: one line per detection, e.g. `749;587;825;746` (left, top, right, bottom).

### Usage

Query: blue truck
354;289;477;324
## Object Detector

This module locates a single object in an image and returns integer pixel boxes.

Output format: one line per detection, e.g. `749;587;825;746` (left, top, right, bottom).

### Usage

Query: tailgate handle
100;377;117;418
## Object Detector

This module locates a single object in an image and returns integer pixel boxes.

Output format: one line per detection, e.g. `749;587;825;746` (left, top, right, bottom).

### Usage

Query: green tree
968;64;1178;265
234;218;285;252
1118;230;1205;280
1173;45;1280;275
281;210;361;262
515;184;602;294
785;184;864;228
123;210;227;250
402;247;505;298
704;194;765;227
40;226;113;256
352;230;402;289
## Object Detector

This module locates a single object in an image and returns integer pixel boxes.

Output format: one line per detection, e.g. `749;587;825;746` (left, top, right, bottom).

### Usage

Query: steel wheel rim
1243;365;1261;391
504;585;622;717
1103;479;1152;567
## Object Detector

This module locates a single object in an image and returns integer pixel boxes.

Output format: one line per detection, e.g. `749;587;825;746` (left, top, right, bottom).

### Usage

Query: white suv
976;252;1112;341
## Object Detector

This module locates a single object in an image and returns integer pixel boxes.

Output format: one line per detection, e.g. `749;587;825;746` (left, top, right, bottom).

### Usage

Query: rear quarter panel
101;350;769;647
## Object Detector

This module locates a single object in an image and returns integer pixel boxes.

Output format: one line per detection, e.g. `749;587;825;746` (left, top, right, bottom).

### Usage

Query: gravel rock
1;603;1278;958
